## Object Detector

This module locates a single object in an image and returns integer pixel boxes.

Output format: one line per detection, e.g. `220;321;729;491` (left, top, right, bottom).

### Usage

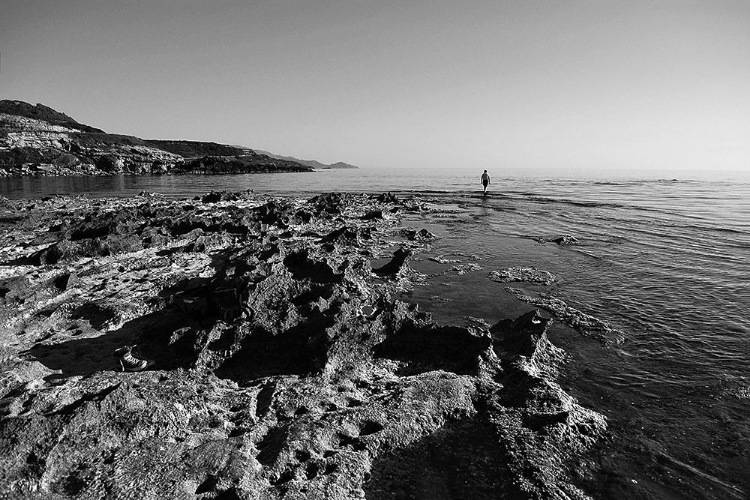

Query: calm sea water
2;167;749;498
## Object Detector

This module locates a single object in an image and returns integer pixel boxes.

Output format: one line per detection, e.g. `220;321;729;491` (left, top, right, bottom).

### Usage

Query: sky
1;0;749;173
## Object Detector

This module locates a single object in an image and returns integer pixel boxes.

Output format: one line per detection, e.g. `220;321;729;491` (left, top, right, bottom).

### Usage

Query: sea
2;167;749;499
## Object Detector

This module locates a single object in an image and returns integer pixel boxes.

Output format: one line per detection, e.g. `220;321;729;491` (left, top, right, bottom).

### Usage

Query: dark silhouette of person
481;170;491;195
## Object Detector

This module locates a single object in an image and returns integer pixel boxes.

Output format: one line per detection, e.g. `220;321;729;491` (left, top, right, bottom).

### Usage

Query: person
480;170;491;195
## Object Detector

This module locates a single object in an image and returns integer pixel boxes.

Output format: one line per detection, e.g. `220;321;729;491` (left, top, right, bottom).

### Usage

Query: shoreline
0;191;607;499
0;168;317;179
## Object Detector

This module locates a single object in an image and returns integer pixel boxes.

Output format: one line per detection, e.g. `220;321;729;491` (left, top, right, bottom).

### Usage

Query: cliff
0;100;315;177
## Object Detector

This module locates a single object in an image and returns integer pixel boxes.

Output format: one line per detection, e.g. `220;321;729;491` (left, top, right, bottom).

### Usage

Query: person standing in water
480;170;491;195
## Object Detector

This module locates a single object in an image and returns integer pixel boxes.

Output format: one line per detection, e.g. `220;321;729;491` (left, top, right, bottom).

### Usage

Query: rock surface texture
0;191;606;499
0;101;313;177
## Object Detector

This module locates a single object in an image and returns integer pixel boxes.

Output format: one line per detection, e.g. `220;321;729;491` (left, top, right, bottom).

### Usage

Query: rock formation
0;191;606;499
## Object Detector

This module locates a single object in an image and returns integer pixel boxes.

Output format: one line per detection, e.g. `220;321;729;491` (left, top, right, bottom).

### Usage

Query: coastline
0;191;606;498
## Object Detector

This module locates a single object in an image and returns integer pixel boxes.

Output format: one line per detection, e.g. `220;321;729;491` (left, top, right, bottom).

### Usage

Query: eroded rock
489;267;558;286
505;288;626;345
0;191;607;499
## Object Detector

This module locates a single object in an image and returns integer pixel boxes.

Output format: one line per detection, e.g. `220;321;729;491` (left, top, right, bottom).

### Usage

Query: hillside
0;100;104;133
0;100;314;176
145;140;251;158
255;150;358;169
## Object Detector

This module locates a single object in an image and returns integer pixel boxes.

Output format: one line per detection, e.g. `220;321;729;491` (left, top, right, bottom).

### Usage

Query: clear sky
1;0;749;172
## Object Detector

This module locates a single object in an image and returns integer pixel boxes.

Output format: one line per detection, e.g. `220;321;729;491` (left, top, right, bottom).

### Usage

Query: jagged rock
402;228;436;241
450;263;483;275
374;323;493;376
504;288;626;345
376;192;398;203
530;235;580;245
372;248;412;277
488;267;557;286
553;235;579;245
361;210;385;220
0;191;607;499
320;226;373;250
430;255;460;264
201;190;253;204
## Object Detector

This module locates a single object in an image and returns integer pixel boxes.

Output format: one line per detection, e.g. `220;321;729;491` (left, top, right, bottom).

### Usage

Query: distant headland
254;150;358;170
0;100;358;177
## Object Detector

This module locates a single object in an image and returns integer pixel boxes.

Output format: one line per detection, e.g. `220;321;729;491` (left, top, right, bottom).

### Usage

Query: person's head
484;170;487;173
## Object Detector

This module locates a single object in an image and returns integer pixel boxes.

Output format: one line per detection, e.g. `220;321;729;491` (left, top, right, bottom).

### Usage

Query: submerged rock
505;288;626;345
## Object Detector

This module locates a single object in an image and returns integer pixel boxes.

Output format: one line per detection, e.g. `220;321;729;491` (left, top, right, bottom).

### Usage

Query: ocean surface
2;167;749;499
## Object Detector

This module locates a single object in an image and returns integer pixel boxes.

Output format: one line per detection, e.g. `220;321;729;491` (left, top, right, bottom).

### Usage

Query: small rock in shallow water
488;267;557;285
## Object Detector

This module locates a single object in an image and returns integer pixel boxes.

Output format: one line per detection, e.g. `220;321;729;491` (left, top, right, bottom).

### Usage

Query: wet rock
504;288;625;345
429;255;460;264
372;248;412;277
489;267;558;286
320;226;373;250
553;235;579;245
201;191;223;203
530;235;580;245
374;323;493;376
308;192;354;216
450;263;483;275
361;210;385;220
409;228;436;241
376;192;398;203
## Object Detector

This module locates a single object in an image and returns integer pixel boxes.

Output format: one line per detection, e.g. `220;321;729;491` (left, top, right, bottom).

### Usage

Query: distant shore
0;153;316;177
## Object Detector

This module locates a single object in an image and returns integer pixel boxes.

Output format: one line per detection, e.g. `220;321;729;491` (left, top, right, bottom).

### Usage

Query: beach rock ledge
0;191;606;499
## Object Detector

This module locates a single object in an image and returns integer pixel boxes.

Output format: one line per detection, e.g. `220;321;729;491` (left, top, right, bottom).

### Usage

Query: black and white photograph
0;1;748;499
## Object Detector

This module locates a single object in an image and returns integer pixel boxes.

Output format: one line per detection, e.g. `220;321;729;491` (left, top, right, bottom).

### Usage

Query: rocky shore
0;191;607;499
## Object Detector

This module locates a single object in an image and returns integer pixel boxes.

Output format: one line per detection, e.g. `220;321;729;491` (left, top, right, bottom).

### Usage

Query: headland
0;101;357;177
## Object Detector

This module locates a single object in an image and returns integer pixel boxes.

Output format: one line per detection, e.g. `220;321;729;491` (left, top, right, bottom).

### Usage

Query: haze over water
3;167;749;498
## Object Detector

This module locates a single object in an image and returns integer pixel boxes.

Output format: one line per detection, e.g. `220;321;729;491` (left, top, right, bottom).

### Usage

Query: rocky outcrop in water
0;100;314;177
489;267;558;286
504;288;626;345
0;191;606;499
